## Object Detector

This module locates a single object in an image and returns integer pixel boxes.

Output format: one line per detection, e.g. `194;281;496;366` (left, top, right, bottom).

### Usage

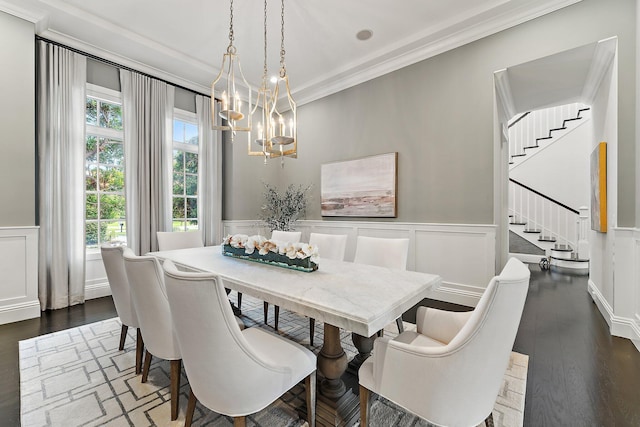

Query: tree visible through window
85;95;126;248
172;115;199;231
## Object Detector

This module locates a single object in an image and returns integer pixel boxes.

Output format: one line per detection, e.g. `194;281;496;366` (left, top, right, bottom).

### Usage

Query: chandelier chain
227;0;235;53
263;0;268;77
279;0;286;77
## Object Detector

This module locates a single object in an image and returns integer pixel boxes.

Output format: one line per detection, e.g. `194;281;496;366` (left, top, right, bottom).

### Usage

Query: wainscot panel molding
85;250;111;300
222;220;497;307
590;227;640;352
0;226;40;324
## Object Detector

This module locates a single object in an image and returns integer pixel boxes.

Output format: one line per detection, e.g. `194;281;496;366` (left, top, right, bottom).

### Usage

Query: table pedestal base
297;368;361;427
316;388;360;427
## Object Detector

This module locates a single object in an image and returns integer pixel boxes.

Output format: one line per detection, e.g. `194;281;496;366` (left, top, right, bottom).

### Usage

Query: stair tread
551;247;573;252
523;145;539;149
550;255;589;262
549;127;567;132
536;136;553;141
512;153;526;158
510;222;527;225
523;229;541;233
538;237;557;242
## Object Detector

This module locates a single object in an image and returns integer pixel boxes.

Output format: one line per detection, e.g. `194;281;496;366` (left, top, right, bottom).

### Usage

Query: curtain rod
35;35;211;98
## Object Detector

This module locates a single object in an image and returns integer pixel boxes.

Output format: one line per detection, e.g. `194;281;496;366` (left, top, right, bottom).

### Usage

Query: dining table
150;245;442;426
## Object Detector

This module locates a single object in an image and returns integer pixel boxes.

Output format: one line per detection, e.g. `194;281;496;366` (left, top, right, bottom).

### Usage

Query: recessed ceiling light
356;29;373;41
270;76;278;84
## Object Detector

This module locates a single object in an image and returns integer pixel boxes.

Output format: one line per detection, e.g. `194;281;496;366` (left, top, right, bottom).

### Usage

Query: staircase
508;103;590;168
507;103;590;274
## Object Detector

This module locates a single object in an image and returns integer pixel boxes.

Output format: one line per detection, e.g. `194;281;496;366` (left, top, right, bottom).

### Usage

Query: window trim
85;83;126;252
171;109;200;232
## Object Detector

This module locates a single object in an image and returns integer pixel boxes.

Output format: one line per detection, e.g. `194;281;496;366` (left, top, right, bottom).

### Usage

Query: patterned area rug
20;294;528;426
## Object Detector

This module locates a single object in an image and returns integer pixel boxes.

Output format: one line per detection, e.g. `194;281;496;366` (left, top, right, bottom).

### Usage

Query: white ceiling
1;0;581;104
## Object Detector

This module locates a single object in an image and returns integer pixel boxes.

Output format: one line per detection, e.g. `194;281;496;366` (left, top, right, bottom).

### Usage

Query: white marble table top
150;245;441;337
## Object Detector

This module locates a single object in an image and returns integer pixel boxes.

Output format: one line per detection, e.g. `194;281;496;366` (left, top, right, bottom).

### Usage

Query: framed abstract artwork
321;152;397;217
590;142;607;232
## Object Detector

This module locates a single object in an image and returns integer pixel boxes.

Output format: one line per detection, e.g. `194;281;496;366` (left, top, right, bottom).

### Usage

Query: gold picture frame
590;142;607;232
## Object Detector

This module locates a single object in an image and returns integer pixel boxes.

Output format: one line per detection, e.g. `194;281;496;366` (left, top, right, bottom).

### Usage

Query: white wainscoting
223;220;497;307
590;227;640;352
0;226;40;324
85;250;111;300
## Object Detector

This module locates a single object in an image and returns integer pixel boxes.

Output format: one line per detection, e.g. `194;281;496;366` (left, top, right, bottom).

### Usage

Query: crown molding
39;29;211;96
0;0;45;23
293;0;583;106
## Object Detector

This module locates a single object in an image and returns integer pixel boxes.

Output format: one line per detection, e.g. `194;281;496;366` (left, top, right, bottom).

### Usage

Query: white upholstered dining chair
354;235;410;333
162;260;317;427
122;248;183;421
156;231;204;251
100;243;144;375
358;257;530;427
264;230;302;330
306;233;348;345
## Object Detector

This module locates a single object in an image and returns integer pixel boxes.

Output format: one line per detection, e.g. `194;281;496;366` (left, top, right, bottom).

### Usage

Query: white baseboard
509;253;546;264
427;281;484;308
589;280;640;349
0;300;41;324
85;281;112;300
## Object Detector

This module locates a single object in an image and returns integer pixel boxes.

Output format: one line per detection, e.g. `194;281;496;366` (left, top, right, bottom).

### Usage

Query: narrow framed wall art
590;142;607;232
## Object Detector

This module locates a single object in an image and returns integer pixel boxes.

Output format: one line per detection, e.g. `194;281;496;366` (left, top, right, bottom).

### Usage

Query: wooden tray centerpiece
222;234;319;272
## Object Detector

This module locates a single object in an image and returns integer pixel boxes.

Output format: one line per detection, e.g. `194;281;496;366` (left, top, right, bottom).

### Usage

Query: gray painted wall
87;58;120;91
0;13;35;226
223;0;636;227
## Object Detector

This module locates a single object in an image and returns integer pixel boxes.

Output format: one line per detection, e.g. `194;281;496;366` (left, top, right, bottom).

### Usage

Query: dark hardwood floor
514;264;640;427
1;264;639;426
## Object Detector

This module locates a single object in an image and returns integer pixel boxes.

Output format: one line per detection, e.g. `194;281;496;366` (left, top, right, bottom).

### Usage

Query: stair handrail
509;178;579;215
508;111;530;128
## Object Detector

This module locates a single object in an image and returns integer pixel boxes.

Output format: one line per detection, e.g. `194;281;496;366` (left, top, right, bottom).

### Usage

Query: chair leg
359;384;371;427
485;412;494;427
170;359;181;420
237;292;243;309
305;371;317;427
141;350;152;383
263;301;269;324
185;388;198;427
274;305;280;331
309;318;316;346
135;329;144;375
395;317;404;333
233;416;246;427
119;324;128;351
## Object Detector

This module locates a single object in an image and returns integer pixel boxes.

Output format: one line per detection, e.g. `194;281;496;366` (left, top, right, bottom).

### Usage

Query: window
172;110;199;232
85;85;126;248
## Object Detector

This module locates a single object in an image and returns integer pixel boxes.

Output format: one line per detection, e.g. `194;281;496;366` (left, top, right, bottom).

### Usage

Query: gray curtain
36;41;87;310
120;70;174;255
196;95;223;246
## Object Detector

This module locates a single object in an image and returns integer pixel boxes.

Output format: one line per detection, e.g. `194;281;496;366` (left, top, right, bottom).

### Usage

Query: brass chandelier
248;0;275;162
211;0;252;141
267;0;298;165
249;0;298;166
